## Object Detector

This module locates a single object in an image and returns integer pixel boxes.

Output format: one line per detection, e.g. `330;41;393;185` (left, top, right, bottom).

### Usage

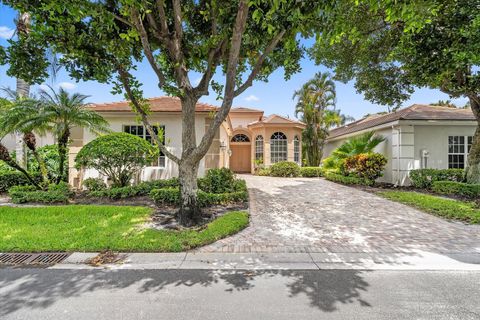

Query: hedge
324;172;374;186
300;167;323;177
432;181;480;199
269;161;300;177
8;182;72;204
87;178;179;199
0;171;42;192
409;169;464;189
149;188;248;207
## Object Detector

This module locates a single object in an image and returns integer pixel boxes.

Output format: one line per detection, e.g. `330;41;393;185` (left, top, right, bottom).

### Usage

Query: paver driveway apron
198;175;480;255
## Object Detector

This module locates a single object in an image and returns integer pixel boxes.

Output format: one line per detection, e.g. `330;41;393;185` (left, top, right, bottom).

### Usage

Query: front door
230;144;251;173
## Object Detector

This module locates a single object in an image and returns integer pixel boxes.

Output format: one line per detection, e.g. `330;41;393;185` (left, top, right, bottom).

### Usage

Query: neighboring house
0;96;304;187
324;104;477;186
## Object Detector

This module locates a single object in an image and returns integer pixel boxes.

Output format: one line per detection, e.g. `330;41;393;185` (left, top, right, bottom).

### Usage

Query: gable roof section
230;107;264;114
88;96;217;112
248;114;306;128
328;104;475;139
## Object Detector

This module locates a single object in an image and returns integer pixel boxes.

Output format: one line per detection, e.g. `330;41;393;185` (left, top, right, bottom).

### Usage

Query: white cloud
244;94;260;102
0;26;14;39
58;82;76;90
38;84;50;91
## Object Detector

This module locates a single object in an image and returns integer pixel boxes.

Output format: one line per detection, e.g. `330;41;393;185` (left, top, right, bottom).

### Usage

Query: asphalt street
1;268;479;320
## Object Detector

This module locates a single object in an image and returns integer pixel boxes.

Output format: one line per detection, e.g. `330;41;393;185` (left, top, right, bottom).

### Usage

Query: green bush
409;169;465;189
75;133;158;187
8;182;71;204
324;172;373;186
150;188;248;207
27;145;62;180
432;181;480;199
256;168;271;176
82;177;107;191
300;167;323;177
0;171;42;192
269;161;300;177
149;187;181;205
198;168;236;193
344;152;387;181
87;178;179;199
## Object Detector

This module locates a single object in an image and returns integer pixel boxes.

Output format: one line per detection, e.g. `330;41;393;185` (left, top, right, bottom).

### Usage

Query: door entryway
230;143;251;173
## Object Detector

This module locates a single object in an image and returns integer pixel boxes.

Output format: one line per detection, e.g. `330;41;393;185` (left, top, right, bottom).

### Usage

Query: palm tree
294;72;343;166
31;86;110;182
323;131;385;170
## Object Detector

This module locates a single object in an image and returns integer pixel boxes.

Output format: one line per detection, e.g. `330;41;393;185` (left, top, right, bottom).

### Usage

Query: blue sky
0;4;468;121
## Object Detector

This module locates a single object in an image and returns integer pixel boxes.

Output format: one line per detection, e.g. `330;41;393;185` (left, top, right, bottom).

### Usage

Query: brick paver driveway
198;175;480;254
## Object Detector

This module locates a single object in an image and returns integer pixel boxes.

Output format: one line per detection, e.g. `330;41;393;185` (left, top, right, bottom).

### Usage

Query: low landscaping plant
0;171;42;192
256;168;271;176
324;171;374;186
431;181;480;199
409;169;465;189
269;161;300;177
344;152;387;181
150;187;248;207
379;190;480;223
82;177;107;192
300;167;323;177
87;178;179;200
197;168;236;193
8;182;72;204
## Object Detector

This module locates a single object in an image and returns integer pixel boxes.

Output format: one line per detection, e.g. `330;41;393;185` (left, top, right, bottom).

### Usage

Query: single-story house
323;104;477;186
1;96;305;187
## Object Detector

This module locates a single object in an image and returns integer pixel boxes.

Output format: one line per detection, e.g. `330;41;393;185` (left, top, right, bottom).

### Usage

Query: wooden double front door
230;143;251;173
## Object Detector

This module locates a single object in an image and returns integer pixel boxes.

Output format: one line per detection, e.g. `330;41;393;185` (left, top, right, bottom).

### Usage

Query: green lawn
379;191;480;224
0;205;249;252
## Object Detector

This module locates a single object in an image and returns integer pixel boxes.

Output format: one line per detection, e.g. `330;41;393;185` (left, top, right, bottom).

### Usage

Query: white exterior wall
78;112;209;184
413;123;477;170
391;125;415;185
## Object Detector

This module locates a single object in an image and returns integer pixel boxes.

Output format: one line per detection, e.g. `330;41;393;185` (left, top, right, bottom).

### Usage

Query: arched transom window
294;135;300;164
270;132;287;163
231;134;250;142
255;135;264;161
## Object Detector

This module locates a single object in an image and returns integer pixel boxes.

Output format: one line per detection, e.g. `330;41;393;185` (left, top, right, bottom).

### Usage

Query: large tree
0;0;323;225
312;0;480;182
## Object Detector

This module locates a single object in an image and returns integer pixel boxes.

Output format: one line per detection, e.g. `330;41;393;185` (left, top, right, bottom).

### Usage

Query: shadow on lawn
0;268;370;316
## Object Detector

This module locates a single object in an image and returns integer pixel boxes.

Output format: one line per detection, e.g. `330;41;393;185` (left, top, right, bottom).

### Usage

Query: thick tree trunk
57;129;70;183
23;132;49;185
177;159;201;227
177;94;202;226
466;97;480;183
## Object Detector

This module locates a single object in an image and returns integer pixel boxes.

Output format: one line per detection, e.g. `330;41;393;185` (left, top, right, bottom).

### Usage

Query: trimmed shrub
269;161;300;177
409;169;465;189
432;181;480;199
75;133;157;187
300;167;323;177
324;172;373;186
150;188;248;207
256;168;271;176
198;168;236;193
344;153;387;181
8;182;71;204
0;171;42;192
82;177;107;192
149;187;181;205
87;178;179;199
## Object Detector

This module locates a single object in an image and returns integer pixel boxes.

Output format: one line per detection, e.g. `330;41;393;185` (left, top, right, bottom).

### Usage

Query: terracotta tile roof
88;96;217;112
328;104;476;140
230;107;264;113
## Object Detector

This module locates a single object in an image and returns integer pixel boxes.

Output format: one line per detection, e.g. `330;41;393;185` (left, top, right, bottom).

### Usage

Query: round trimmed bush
75;133;157;187
82;177;107;191
269;161;300;177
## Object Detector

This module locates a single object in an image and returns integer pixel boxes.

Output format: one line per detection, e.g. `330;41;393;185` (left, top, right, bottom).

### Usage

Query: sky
0;4;468;122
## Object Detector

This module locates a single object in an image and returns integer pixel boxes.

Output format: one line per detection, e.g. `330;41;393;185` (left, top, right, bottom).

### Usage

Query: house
59;97;304;187
323;104;477;186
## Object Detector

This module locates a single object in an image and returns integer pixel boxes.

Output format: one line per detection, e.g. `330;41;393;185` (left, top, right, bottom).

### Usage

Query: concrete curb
49;250;480;271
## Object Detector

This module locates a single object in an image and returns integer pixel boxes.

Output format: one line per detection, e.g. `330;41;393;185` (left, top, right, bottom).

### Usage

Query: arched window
231;134;250;142
270;132;287;163
294;136;300;164
255;135;264;161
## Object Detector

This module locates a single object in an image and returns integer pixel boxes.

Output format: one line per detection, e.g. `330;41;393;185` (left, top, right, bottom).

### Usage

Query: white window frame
293;135;300;164
448;135;473;169
255;135;264;161
270;132;287;163
123;125;166;168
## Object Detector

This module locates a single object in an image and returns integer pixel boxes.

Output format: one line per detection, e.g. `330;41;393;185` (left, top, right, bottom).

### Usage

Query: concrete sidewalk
50;250;480;271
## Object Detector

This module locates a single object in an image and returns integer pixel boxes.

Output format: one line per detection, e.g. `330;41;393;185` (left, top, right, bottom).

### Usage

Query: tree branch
131;9;167;88
172;0;183;40
116;66;180;163
193;39;227;98
233;29;286;97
